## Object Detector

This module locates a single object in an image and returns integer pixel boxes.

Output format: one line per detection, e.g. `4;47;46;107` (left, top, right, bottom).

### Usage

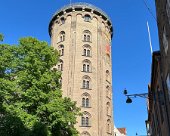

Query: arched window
87;49;90;56
86;117;89;126
106;70;110;82
106;54;110;64
58;59;63;71
86;81;89;88
87;64;90;72
82;76;91;89
107;119;111;133
106;102;111;116
81;117;85;126
59;31;65;42
60;17;65;24
82;98;86;107
84;35;87;41
82;59;91;72
84;14;91;22
84;49;87;56
83;30;91;42
81;131;91;136
58;45;64;56
82;93;91;107
83;64;86;72
87;35;90;41
86;98;89;107
83;80;86;88
83;44;91;57
106;85;111;98
59;77;62;86
81;116;89;126
81;112;91;127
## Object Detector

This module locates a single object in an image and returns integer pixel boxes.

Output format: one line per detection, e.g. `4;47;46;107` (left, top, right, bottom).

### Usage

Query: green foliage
0;34;4;41
0;37;80;136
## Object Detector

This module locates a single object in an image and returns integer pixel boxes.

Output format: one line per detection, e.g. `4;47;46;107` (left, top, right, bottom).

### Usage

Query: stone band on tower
49;3;114;136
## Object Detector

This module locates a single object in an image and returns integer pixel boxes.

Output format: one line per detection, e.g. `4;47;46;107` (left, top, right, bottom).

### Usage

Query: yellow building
49;3;114;136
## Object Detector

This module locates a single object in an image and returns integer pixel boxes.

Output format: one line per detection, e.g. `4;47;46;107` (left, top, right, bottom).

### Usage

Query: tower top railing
49;2;113;38
52;2;112;23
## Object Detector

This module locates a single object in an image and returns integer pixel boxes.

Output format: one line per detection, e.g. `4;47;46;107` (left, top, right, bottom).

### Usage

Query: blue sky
0;0;159;135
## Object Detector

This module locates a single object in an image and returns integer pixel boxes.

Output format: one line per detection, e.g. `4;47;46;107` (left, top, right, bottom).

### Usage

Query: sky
0;0;159;135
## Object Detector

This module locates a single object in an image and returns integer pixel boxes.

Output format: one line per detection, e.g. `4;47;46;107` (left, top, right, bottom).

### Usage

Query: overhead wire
142;0;157;22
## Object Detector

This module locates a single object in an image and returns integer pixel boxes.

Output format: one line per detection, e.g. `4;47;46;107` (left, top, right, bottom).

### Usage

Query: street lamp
123;89;148;104
124;89;150;136
126;97;132;103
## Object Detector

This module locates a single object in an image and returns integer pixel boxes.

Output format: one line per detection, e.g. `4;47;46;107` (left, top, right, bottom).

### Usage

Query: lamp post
123;89;148;104
123;89;151;136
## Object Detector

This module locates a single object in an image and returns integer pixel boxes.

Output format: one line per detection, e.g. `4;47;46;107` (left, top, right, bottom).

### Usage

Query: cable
142;0;157;22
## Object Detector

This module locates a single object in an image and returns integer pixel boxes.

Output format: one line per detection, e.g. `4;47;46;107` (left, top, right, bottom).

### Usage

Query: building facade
114;126;126;136
146;0;170;135
146;51;170;136
49;3;114;136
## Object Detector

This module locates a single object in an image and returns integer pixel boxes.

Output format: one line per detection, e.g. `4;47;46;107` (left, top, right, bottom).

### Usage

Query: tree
0;33;4;41
0;37;80;136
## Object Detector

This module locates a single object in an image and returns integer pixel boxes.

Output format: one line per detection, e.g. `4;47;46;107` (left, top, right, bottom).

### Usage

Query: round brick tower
49;3;114;136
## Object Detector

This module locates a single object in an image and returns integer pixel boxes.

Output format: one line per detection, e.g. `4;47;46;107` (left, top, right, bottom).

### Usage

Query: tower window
81;117;86;126
87;65;90;72
58;59;63;71
82;76;91;89
87;35;90;42
86;98;89;107
82;98;86;107
81;112;91;127
106;70;110;82
83;49;91;57
84;14;91;22
106;85;111;98
83;64;86;72
59;77;62;86
106;102;111;116
81;116;89;126
81;131;91;136
107;119;111;133
58;45;64;56
82;93;91;108
83;80;90;89
86;81;89;88
84;35;87;41
82;59;91;72
59;31;65;42
83;44;91;57
83;30;92;42
61;17;65;24
87;49;90;56
86;117;89;126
